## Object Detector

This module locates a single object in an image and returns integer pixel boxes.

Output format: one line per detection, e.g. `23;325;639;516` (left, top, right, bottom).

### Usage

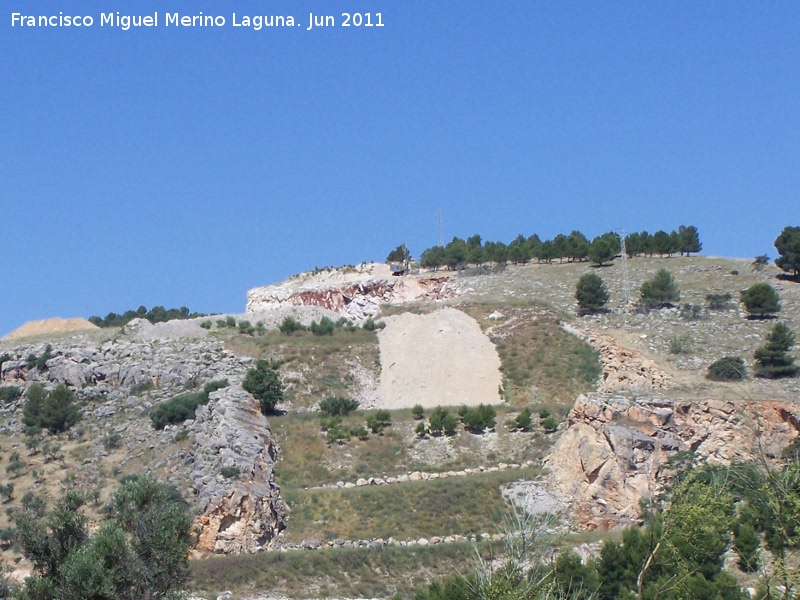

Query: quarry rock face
0;337;286;555
246;263;458;320
192;386;286;554
562;325;672;392
547;393;800;530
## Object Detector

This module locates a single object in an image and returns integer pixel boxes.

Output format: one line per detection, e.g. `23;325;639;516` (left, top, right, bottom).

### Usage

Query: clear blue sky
2;1;799;335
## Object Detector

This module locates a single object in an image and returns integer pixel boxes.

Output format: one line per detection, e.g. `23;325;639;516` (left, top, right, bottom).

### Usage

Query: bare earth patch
377;307;502;409
2;317;99;340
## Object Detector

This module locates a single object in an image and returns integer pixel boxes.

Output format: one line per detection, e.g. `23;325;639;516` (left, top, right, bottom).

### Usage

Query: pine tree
754;321;797;378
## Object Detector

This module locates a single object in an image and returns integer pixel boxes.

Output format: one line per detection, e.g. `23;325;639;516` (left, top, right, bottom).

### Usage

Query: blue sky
2;1;799;335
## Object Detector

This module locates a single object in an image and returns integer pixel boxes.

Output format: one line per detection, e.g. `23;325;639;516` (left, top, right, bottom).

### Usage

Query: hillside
1;255;799;598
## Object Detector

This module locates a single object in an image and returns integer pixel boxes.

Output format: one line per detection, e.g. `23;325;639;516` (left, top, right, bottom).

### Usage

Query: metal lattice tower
619;229;631;309
436;209;444;247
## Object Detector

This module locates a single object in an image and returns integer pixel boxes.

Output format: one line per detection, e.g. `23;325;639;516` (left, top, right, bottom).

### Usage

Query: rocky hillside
1;256;799;597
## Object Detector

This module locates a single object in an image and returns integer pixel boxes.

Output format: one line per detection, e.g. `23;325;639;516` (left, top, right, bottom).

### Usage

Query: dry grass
189;537;505;599
281;467;542;543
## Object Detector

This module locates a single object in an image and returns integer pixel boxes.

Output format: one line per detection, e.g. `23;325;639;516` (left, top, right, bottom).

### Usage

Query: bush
510;407;533;431
754;322;797;378
149;379;228;429
350;425;370;441
411;404;425;420
279;316;306;335
22;384;80;434
318;396;359;416
706;292;733;310
740;283;781;318
680;304;704;320
237;320;255;335
706;356;746;381
199;320;212;330
668;333;693;355
14;475;191;600
220;466;240;479
26;344;53;372
640;269;680;308
415;421;427;436
575;272;610;314
103;433;122;450
362;318;386;331
542;415;559;433
461;404;496;432
242;360;284;415
366;409;392;434
225;315;237;328
0;386;21;404
310;317;335;336
429;407;457;436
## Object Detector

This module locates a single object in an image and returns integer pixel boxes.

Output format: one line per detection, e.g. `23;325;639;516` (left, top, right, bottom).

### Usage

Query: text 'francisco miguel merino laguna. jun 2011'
10;11;386;31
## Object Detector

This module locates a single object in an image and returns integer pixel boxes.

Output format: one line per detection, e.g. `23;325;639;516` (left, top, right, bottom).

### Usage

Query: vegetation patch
281;467;542;543
149;379;228;429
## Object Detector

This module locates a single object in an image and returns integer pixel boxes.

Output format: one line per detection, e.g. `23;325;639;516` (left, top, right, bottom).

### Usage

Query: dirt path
377;307;502;409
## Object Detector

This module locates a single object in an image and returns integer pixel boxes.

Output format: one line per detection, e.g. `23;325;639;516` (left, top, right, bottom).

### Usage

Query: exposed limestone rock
245;263;458;320
192;386;286;554
563;324;672;392
546;393;800;531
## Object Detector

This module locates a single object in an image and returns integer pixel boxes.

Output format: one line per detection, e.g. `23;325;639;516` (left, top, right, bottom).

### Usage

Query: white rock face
245;263;458;321
376;307;503;409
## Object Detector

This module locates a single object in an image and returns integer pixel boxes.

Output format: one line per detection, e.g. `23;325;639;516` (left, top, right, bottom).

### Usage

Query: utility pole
618;229;631;310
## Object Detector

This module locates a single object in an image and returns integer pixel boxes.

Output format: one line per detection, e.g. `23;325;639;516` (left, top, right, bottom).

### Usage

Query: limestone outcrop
562;325;672;392
246;263;458;320
192;386;286;553
546;393;800;531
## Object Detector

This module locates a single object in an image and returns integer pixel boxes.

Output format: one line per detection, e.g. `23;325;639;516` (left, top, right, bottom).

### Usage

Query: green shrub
318;396;360;416
242;360;284;415
220;466;241;479
412;404;425;420
103;433;122;450
0;386;21;404
149;379;228;429
538;408;550;420
279;316;306;334
350;425;369;440
310;317;335;336
640;269;680;308
237;320;255;335
22;384;80;434
680;304;704;320
362;318;386;331
429;407;457;436
734;520;760;572
173;429;189;443
741;283;781;318
461;404;496;432
754;322;797;378
575;272;610;314
366;410;392;434
542;415;559;433
200;320;212;330
415;421;427;436
706;357;746;381
225;315;237;328
26;344;53;372
510;407;533;431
